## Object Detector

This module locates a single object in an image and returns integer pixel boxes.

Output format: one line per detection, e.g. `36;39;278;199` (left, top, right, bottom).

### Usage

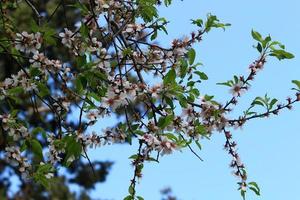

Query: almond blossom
230;82;244;97
59;28;75;48
15;31;42;53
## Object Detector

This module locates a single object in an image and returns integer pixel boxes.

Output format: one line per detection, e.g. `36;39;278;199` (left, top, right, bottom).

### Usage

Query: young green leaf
191;19;203;27
270;49;294;60
37;83;50;97
269;98;278;110
30;139;43;161
194;71;208;80
164;68;176;85
248;182;261;196
187;48;196;65
251;30;263;42
292;80;300;90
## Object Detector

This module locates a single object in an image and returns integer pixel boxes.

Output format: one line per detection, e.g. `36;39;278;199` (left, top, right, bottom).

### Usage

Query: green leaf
7;86;24;95
79;24;89;38
145;156;159;163
131;124;139;130
195;140;202;150
187;48;196;65
187;94;195;102
89;92;101;101
164;0;172;6
123;195;133;200
176;93;188;108
71;2;89;15
179;59;188;78
44;35;56;46
251;30;263;42
187;81;196;87
137;196;144;200
128;185;134;195
20;142;27;152
249;187;260;196
190;88;200;97
91;70;107;81
129;154;138;160
164;96;174;109
34;175;49;188
205;14;230;32
32;127;47;138
30;139;43;161
194;71;208;80
233;75;239;83
262;35;271;48
270;41;285;49
256;42;262;53
292;80;300;89
30;20;39;32
158;115;174;129
37;83;50;97
75;75;87;94
164;133;178;142
37;163;53;173
75;56;86;69
122;48;133;56
248;182;260;195
137;0;158;22
270;49;294;60
195;124;207;135
191;19;203;27
10;110;18;117
269;98;278;110
252;100;264;107
251;97;265;107
64;136;82;164
29;67;41;77
240;189;246;200
159;25;168;35
217;81;233;87
150;30;157;40
164;68;176;85
43;28;57;46
204;95;214;101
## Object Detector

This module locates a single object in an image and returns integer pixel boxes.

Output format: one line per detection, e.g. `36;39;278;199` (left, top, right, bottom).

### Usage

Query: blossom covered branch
0;1;297;200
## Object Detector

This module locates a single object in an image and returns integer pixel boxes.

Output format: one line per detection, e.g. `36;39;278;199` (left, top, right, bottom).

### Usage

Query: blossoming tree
0;0;298;199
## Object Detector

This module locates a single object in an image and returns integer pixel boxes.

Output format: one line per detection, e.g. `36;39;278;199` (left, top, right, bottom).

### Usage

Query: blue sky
84;1;300;199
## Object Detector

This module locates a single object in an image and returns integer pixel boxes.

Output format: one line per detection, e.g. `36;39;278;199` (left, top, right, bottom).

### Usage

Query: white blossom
59;28;75;48
15;31;42;53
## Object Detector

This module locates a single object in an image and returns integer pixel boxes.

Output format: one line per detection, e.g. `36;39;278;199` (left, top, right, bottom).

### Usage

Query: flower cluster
76;127;127;149
5;146;31;173
2;70;37;92
101;79;141;111
30;52;63;72
47;134;64;164
0;114;30;141
140;134;177;156
15;31;42;54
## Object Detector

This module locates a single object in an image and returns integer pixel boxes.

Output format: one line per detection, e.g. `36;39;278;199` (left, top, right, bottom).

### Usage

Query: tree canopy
0;0;298;199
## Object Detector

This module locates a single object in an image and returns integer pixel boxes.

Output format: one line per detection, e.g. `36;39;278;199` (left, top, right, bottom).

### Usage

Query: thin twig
47;0;63;23
24;0;41;25
179;134;203;161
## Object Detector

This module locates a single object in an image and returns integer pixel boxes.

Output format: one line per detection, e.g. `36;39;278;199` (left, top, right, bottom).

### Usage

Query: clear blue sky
81;1;300;199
